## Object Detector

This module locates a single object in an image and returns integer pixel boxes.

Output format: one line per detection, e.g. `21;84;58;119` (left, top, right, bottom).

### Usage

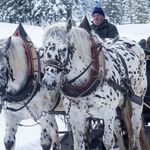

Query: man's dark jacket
91;19;119;39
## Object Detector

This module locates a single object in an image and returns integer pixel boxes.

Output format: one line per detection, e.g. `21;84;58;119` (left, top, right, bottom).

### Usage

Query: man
91;6;119;39
138;39;146;49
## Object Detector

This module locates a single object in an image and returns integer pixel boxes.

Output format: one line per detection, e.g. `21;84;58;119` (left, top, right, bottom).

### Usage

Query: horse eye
0;67;5;72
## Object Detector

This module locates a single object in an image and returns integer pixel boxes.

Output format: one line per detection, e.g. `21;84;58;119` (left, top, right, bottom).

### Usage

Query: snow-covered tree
132;0;149;24
0;0;33;24
0;0;150;25
120;0;131;24
103;0;122;24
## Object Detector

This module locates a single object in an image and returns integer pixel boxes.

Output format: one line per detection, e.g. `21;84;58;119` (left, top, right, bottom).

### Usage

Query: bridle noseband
44;59;65;71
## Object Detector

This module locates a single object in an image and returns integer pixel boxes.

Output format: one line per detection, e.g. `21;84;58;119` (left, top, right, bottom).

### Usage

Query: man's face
92;13;104;26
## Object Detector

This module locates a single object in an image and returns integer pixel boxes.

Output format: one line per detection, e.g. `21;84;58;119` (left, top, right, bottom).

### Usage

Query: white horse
40;19;149;150
0;36;60;150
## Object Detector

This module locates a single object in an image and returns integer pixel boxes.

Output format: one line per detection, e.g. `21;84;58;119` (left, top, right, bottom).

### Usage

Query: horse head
41;19;73;91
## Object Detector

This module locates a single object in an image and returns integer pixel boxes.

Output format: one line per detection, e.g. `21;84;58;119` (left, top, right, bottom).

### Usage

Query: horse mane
7;36;28;93
43;22;93;64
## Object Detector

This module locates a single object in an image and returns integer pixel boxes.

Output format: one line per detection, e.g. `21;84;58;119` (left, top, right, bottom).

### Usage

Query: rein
68;39;102;84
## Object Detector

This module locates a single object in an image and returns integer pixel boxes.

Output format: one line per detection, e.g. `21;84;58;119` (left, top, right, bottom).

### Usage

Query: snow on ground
0;22;150;150
0;110;66;150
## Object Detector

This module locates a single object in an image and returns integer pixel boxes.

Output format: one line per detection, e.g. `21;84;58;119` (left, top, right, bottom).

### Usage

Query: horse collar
5;37;41;106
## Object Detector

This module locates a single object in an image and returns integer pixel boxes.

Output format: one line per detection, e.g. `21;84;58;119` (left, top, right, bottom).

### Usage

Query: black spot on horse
53;142;58;150
47;52;51;58
95;94;105;99
110;91;112;95
127;58;130;61
124;42;135;48
106;95;110;98
88;104;94;108
51;123;54;127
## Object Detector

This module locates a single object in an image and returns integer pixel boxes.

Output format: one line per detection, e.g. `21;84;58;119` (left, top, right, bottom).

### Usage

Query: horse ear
66;18;72;33
3;37;11;54
41;20;50;31
79;15;92;34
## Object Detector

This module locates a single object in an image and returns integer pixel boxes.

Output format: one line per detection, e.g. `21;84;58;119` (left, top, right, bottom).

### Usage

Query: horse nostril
0;66;6;73
1;68;5;72
52;81;57;87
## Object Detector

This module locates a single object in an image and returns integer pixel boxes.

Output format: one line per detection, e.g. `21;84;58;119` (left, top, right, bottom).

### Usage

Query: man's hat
92;7;105;17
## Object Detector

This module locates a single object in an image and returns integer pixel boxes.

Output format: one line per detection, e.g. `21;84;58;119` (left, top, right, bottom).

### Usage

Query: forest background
0;0;150;26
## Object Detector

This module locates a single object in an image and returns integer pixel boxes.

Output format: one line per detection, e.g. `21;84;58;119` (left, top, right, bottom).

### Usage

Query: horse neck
66;30;92;84
7;37;28;94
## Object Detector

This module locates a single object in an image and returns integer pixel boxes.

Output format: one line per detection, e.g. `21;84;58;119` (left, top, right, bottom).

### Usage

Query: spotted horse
0;24;60;150
40;18;150;150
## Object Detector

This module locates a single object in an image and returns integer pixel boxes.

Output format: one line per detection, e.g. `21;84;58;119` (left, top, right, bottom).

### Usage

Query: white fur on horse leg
103;114;116;150
40;115;59;150
131;102;143;150
114;118;126;150
49;115;59;150
64;100;87;150
69;116;86;150
4;112;21;150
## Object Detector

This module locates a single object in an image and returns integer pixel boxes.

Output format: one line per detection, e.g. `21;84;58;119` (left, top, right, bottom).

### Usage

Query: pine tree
32;0;73;25
0;0;150;25
132;0;149;24
0;0;33;24
103;0;122;24
121;0;131;24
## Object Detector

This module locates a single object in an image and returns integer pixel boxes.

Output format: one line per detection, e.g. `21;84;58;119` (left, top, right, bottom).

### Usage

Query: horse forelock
42;22;68;44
